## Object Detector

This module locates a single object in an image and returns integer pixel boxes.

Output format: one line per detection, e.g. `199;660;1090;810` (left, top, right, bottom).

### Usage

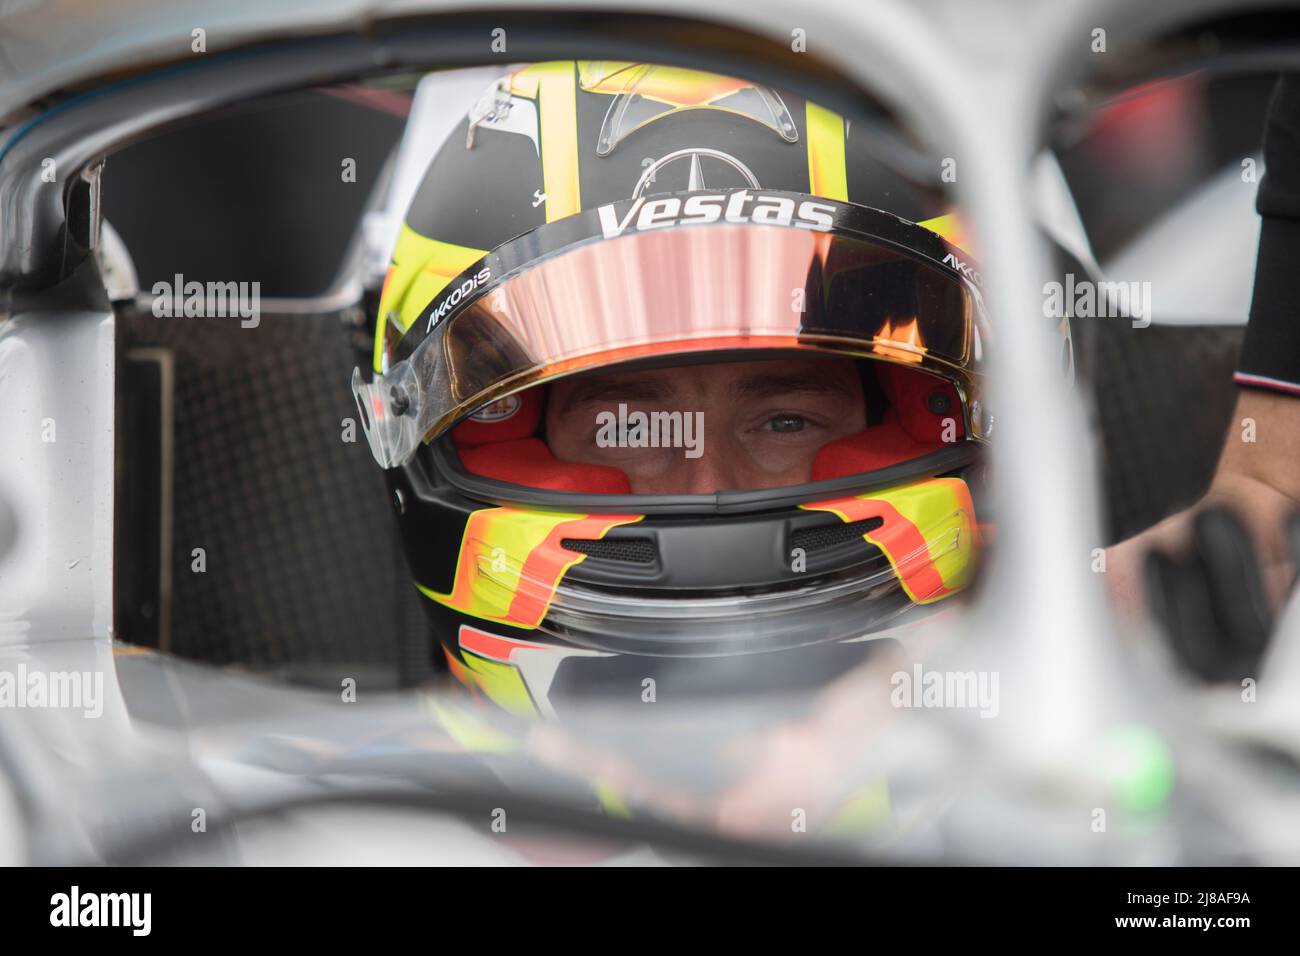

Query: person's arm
1107;76;1300;617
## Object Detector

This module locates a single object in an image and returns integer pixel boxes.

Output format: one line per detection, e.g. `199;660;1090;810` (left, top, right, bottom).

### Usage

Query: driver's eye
767;414;807;433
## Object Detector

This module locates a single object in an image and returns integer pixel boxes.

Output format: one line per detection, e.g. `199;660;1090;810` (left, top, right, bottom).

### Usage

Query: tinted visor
354;193;984;469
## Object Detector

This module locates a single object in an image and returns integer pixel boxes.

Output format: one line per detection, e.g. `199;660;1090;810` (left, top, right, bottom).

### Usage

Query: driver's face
545;357;867;494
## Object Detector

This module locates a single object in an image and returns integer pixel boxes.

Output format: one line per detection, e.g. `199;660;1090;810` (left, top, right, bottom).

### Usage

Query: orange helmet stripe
417;507;642;628
802;477;977;604
507;513;640;626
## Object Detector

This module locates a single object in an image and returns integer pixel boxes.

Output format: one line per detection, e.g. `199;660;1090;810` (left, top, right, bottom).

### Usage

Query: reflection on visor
355;199;982;469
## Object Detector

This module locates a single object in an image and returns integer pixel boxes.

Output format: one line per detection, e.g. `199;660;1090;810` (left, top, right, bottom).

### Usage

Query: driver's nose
665;430;746;495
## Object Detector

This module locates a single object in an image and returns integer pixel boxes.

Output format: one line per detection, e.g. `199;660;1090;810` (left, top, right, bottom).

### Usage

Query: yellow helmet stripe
456;651;539;716
535;61;582;222
916;212;972;255
805;101;849;202
428;696;526;749
870;477;977;596
417;507;642;628
802;477;977;603
373;224;487;372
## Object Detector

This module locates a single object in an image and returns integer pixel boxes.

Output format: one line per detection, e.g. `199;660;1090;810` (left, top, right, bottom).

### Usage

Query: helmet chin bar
388;430;985;667
535;566;923;657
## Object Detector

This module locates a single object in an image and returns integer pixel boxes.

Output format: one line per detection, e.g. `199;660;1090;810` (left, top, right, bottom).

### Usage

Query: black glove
1144;507;1300;683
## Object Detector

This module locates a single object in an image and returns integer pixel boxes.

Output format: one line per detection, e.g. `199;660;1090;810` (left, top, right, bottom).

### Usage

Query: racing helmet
353;62;991;717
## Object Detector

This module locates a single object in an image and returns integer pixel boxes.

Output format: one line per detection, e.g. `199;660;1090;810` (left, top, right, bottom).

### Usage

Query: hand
1106;390;1300;620
1144;505;1300;681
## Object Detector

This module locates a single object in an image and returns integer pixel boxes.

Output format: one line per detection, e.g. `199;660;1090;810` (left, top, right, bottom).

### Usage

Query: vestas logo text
597;191;836;239
426;267;491;333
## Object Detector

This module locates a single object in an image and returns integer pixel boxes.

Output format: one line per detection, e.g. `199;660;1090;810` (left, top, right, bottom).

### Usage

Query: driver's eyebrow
556;377;677;413
730;370;856;401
